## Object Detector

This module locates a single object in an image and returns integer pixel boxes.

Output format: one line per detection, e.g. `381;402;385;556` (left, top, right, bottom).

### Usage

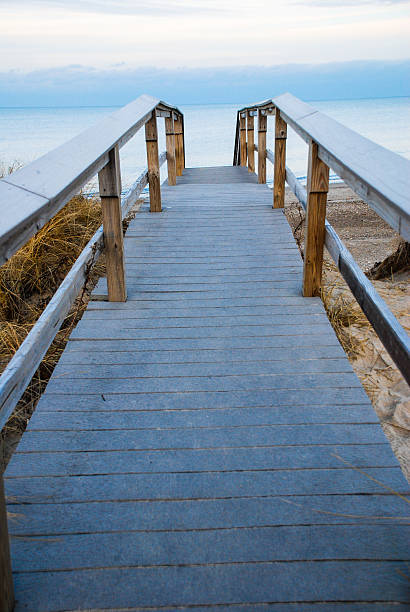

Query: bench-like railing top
239;93;410;241
0;94;183;264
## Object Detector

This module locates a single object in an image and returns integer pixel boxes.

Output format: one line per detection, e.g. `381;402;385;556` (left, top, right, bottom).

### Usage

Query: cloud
294;0;410;4
7;0;224;15
1;60;409;106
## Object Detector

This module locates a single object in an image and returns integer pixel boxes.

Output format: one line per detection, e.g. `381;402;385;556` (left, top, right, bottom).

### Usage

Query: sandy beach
285;183;410;480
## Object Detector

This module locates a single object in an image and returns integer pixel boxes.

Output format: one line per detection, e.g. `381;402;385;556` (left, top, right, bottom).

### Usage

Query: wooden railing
234;93;410;387
0;94;184;611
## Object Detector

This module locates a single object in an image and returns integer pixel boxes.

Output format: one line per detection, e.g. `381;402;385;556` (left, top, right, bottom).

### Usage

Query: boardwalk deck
5;166;410;610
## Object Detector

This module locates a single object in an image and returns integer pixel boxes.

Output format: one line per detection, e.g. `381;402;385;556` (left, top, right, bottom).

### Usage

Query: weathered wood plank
165;116;176;186
25;403;379;430
257;110;267;183
284;164;410;384
15;423;385;452
11;562;410;611
247;112;255;173
10;524;410;572
303;141;329;297
240;114;247;167
7;444;394;478
145;112;162;212
6;468;407;504
98;145;127;302
0;95;183;263
174;116;184;176
273;111;287;209
5;165;408;611
248;93;410;240
8;494;407;536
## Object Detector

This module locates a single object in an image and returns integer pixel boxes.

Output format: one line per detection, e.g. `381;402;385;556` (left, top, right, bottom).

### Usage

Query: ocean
0;97;409;193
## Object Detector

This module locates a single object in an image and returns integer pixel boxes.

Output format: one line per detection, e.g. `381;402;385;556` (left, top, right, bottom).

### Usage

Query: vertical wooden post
98;145;127;302
165;115;176;186
273;110;287;209
174;116;184;177
1;472;14;612
303;141;330;297
247;112;255;173
240;114;247;167
145;112;162;212
258;109;267;184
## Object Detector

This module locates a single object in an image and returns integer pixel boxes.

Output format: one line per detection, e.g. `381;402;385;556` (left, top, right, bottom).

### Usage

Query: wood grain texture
0;473;14;612
0;165;154;431
258;110;267;184
247;113;255;173
145;112;162;213
0;95;183;264
174;116;184;176
239;93;410;241
284;151;410;383
98;146;127;301
4;166;409;611
303;142;330;297
240;114;247;167
165;116;176;186
273;111;287;209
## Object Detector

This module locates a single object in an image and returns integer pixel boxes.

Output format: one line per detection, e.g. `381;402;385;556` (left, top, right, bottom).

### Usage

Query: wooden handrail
0;150;167;432
236;93;410;240
0;95;184;264
0;95;182;609
235;96;410;386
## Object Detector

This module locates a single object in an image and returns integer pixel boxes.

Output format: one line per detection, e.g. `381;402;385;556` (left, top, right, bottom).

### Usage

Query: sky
1;0;410;104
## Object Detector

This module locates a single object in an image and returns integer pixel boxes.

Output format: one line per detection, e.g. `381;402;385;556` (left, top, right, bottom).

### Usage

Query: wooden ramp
5;167;410;610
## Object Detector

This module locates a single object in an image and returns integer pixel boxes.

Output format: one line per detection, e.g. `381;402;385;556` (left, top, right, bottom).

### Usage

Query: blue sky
1;0;410;105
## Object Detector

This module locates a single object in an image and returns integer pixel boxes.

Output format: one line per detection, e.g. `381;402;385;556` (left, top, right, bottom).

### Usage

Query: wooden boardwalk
5;166;410;610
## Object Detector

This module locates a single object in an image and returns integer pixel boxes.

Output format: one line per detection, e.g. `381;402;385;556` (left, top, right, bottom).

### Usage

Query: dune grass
0;169;104;467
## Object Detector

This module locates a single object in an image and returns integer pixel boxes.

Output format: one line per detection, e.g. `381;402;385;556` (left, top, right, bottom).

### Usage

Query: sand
285;184;410;480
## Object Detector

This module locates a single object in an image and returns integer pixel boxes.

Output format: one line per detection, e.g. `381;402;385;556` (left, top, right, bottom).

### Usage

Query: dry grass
0;190;104;468
320;261;370;360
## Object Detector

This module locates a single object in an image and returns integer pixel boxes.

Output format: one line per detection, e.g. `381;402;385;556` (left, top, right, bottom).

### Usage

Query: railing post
174;116;184;177
303;141;329;297
273;110;287;209
165;115;176;186
1;472;14;612
145;112;162;212
258;109;267;183
247;112;255;173
98;145;127;302
240;114;247;167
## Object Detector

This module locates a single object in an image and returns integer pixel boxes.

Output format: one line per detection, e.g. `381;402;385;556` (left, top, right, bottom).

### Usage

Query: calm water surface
1;97;409;191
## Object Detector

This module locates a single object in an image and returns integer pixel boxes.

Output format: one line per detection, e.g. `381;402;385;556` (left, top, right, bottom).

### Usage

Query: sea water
0;97;409;193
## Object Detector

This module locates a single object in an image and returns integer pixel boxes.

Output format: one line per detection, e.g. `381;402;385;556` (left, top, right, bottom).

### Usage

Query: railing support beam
303;141;329;297
258;110;267;183
273;111;287;209
98;145;127;302
174;116;184;177
145;112;162;212
165;115;176;186
1;472;14;612
240;114;247;167
247;112;255;173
